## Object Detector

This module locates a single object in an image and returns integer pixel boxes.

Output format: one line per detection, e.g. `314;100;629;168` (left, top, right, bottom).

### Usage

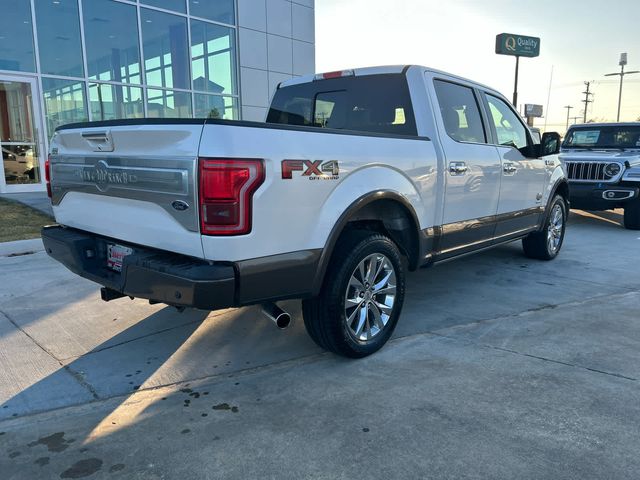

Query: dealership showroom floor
1;209;639;479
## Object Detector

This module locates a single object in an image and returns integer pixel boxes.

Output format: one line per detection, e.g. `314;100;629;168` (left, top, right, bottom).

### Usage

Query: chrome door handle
503;162;517;174
449;161;468;175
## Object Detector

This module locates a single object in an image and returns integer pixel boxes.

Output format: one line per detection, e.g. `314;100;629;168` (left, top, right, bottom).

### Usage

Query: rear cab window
266;74;418;136
433;79;486;144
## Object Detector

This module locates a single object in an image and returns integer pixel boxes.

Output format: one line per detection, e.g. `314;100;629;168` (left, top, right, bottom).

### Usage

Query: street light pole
564;105;573;130
605;53;640;122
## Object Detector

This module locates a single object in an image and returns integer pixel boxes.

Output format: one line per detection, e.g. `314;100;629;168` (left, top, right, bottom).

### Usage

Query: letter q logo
505;36;517;52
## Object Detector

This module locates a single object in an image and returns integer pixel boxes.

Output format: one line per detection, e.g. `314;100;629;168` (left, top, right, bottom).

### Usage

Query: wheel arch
539;178;570;231
311;190;422;295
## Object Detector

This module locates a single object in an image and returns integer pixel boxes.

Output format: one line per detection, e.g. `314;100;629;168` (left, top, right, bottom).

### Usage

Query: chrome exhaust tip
261;303;292;329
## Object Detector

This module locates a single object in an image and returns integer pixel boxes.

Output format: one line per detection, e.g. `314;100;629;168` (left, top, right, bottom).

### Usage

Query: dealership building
0;0;315;194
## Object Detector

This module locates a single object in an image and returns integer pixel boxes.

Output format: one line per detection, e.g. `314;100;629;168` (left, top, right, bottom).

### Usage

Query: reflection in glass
147;89;192;118
42;78;88;138
2;144;40;185
1;81;40;184
190;20;236;95
0;0;36;72
0;82;34;143
141;9;189;90
142;0;186;13
89;83;144;121
189;0;234;24
35;0;84;77
83;0;141;84
194;94;236;119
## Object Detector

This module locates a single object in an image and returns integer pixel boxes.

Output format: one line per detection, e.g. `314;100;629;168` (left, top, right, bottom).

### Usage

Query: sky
314;0;640;133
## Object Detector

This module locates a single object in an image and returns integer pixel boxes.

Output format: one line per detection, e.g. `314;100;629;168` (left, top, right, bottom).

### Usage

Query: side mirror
539;132;561;156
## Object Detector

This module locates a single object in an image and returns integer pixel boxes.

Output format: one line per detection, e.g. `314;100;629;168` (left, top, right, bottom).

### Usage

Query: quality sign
495;33;540;58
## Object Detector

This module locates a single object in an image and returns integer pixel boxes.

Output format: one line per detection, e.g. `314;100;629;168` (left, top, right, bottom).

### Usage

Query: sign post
495;33;541;106
524;104;543;127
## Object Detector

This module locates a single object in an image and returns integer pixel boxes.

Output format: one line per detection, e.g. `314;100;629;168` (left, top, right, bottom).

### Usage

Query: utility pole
564;105;573;130
570;116;581;125
581;82;593;123
605;53;640;122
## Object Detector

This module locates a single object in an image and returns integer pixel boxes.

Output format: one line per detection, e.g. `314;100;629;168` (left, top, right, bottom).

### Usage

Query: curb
0;238;44;257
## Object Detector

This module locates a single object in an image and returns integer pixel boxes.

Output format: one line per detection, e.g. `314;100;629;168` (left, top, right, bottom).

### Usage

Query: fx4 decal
281;160;340;180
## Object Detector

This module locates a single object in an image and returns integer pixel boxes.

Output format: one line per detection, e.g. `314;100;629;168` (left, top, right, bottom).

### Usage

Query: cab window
485;94;528;149
433;80;486;144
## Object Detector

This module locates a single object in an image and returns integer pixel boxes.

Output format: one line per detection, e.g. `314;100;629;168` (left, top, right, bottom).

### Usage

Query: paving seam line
469;259;639;292
0;308;99;400
424;289;640;336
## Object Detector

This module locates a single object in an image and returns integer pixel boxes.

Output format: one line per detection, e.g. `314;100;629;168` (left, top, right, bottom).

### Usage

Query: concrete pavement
1;209;639;479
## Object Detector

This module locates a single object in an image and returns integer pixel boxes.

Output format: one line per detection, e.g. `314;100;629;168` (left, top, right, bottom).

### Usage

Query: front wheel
302;231;405;358
623;200;640;230
522;195;567;260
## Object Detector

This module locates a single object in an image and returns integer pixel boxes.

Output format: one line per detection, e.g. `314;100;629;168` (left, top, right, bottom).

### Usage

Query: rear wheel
302;231;405;358
623;200;640;230
522;195;567;260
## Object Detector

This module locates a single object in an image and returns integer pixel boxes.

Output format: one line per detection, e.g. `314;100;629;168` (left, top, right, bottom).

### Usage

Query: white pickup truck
43;65;568;357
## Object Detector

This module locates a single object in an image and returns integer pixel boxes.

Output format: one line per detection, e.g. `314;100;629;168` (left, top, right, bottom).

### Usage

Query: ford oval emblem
171;200;190;211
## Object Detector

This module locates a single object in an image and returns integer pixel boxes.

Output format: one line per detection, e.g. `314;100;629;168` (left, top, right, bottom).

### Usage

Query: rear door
49;121;206;258
480;93;547;237
430;77;502;256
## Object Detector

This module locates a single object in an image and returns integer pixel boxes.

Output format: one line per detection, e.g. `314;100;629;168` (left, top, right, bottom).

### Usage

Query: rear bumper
41;225;236;310
568;182;639;210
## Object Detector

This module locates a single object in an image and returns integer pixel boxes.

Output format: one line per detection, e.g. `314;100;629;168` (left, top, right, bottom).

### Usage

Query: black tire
623;200;640;230
302;230;405;358
522;195;567;260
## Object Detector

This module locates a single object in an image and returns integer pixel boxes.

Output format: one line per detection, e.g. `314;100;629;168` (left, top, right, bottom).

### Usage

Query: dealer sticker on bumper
107;244;133;272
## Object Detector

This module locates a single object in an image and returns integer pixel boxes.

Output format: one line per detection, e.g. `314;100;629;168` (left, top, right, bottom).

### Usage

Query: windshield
562;125;640;149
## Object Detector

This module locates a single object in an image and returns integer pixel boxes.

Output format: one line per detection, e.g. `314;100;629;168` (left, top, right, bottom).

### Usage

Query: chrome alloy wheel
344;253;397;342
547;203;564;254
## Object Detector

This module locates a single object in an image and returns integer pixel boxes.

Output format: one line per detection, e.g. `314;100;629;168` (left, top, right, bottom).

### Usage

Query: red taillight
199;158;264;235
45;155;52;198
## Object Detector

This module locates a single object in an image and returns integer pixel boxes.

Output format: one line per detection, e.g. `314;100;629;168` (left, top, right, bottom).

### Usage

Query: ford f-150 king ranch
560;122;640;229
42;65;568;358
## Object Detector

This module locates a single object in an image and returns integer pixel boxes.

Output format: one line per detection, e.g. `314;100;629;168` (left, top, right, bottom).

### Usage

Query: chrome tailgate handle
449;161;468;175
81;130;114;152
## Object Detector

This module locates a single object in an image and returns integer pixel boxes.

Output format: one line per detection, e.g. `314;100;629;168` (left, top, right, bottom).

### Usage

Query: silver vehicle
560;122;640;229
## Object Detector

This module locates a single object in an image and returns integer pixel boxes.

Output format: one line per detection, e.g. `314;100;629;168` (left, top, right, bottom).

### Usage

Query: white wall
237;0;315;121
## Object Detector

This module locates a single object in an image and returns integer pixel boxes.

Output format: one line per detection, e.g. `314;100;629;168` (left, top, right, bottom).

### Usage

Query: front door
481;93;547;237
0;75;46;193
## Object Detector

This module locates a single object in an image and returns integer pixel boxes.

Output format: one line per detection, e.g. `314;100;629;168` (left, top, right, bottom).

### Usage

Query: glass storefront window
83;0;141;84
42;78;88;138
35;0;84;78
189;0;234;25
147;89;192;118
190;20;236;96
194;94;236;119
1;81;40;185
89;83;144;121
141;9;189;90
0;1;36;72
142;0;186;13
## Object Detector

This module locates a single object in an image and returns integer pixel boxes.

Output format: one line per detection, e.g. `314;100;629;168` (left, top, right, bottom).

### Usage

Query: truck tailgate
49;122;205;258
